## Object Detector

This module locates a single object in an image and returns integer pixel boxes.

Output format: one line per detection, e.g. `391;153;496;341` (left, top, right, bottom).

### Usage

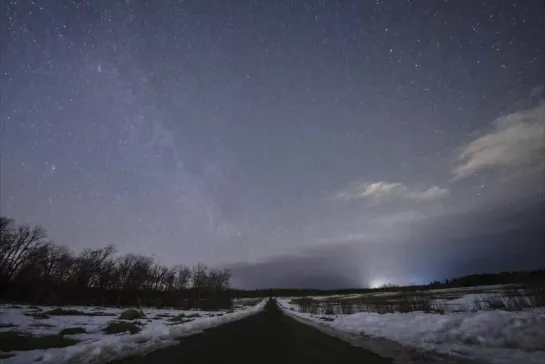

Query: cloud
336;181;449;203
453;102;545;179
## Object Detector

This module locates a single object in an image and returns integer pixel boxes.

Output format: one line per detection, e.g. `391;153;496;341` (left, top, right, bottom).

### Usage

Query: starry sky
1;0;544;289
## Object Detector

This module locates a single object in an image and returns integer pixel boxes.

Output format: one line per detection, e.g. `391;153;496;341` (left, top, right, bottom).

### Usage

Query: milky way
2;1;544;288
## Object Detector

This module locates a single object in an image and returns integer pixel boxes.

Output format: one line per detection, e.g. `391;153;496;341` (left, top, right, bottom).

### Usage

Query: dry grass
292;284;545;315
295;292;441;315
474;285;545;311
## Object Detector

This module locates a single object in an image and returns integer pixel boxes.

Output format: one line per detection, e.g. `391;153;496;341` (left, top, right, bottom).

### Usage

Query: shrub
119;309;146;320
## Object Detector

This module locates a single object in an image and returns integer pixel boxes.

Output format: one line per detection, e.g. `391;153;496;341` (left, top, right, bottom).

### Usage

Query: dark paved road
112;299;392;364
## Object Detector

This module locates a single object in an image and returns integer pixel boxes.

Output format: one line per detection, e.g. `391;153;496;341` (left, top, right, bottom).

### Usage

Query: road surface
112;299;393;364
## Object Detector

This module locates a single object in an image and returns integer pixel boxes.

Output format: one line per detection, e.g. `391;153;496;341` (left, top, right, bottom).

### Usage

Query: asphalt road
112;299;393;364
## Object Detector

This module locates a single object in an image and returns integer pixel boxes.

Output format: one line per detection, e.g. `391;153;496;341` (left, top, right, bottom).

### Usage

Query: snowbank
1;300;266;364
278;299;545;364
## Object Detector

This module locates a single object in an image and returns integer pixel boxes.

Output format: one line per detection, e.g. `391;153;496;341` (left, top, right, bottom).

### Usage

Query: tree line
230;270;545;298
0;216;231;309
427;270;545;288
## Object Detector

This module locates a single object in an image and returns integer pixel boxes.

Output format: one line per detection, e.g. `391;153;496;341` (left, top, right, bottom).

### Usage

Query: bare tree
191;263;208;289
207;268;231;290
73;245;116;289
0;223;47;280
0;216;233;309
174;265;191;290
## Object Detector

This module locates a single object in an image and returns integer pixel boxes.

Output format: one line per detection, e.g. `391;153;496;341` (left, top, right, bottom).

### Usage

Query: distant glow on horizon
369;276;427;288
369;278;391;289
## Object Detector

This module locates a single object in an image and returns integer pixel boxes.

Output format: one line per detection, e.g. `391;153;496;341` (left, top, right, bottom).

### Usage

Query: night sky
2;0;544;289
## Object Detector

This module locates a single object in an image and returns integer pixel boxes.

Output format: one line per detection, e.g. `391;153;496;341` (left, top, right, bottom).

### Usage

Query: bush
102;321;142;335
119;309;146;320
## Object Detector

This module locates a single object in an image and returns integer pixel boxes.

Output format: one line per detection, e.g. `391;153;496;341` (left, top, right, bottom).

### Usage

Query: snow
278;298;545;364
0;300;266;364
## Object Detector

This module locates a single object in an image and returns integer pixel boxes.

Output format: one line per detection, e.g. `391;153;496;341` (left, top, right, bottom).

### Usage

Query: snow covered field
0;300;266;364
278;289;545;364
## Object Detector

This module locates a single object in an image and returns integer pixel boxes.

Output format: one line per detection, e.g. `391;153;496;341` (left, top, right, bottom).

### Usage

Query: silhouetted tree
0;216;232;309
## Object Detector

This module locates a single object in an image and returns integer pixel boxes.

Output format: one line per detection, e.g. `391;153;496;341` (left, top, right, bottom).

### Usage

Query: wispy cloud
453;102;545;180
336;181;449;203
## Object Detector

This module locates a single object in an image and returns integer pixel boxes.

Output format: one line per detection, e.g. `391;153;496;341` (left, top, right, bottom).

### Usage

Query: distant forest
2;216;544;306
